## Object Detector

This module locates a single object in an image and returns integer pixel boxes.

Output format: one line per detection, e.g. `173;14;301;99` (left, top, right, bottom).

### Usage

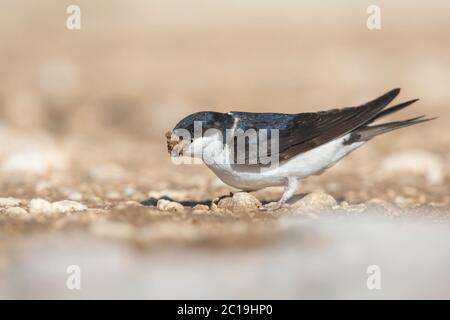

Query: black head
173;111;228;137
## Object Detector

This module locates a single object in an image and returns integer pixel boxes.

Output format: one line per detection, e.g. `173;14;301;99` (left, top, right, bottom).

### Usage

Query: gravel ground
0;1;449;299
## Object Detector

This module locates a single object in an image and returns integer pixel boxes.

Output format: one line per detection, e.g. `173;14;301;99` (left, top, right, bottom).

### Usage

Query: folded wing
229;88;402;164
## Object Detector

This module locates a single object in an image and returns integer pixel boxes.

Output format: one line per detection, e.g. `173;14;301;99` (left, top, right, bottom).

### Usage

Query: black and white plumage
167;88;435;209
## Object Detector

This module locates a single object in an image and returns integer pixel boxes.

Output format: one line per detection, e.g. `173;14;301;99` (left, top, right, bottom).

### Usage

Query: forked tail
343;94;436;145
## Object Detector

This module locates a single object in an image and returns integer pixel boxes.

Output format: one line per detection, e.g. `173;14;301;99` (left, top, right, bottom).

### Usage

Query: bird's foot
261;200;288;211
260;177;298;211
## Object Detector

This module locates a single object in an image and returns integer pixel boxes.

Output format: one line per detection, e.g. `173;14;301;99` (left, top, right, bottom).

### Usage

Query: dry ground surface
0;1;449;299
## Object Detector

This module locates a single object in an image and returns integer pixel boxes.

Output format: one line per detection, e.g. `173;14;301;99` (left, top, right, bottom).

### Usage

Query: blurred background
0;0;449;299
1;0;449;196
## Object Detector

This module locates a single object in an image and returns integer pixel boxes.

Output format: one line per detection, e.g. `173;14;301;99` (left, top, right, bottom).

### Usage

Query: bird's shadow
141;193;309;208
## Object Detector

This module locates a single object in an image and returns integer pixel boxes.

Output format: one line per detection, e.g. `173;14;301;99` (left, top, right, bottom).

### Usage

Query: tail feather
344;116;437;145
341;90;436;145
369;98;420;123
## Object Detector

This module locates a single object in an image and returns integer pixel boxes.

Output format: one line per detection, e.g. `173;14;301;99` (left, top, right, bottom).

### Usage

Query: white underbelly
206;134;364;190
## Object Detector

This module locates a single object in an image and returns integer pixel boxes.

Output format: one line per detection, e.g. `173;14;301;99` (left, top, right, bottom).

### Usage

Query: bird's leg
277;177;298;208
264;177;298;210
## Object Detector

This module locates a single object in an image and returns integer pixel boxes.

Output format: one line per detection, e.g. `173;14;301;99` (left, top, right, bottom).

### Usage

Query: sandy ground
0;1;449;299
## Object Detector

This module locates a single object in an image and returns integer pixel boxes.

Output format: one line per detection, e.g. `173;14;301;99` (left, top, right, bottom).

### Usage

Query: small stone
29;198;87;215
0;197;20;207
52;200;87;213
157;199;184;212
291;192;337;209
29;198;54;215
210;202;218;211
217;192;262;211
5;207;29;218
338;201;350;210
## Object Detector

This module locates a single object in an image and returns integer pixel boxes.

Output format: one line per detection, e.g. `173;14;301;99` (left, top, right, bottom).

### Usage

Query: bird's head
166;111;227;159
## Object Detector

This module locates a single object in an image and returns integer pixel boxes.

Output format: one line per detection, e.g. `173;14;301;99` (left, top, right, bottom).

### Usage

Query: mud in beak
166;131;178;153
165;131;191;156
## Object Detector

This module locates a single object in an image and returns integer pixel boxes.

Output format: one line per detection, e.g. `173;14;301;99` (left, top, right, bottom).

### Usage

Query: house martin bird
166;88;435;209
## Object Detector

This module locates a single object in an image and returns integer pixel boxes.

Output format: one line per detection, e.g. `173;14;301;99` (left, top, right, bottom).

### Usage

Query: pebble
157;199;185;212
52;200;87;213
29;199;54;215
4;207;29;218
291;192;337;209
217;192;261;211
380;150;444;185
0;197;21;207
29;198;87;215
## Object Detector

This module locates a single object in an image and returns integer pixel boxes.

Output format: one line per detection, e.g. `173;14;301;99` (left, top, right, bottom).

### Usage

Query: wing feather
229;88;401;164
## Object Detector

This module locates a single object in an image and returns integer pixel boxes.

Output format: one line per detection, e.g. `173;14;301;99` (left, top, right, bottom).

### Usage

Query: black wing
228;88;401;164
